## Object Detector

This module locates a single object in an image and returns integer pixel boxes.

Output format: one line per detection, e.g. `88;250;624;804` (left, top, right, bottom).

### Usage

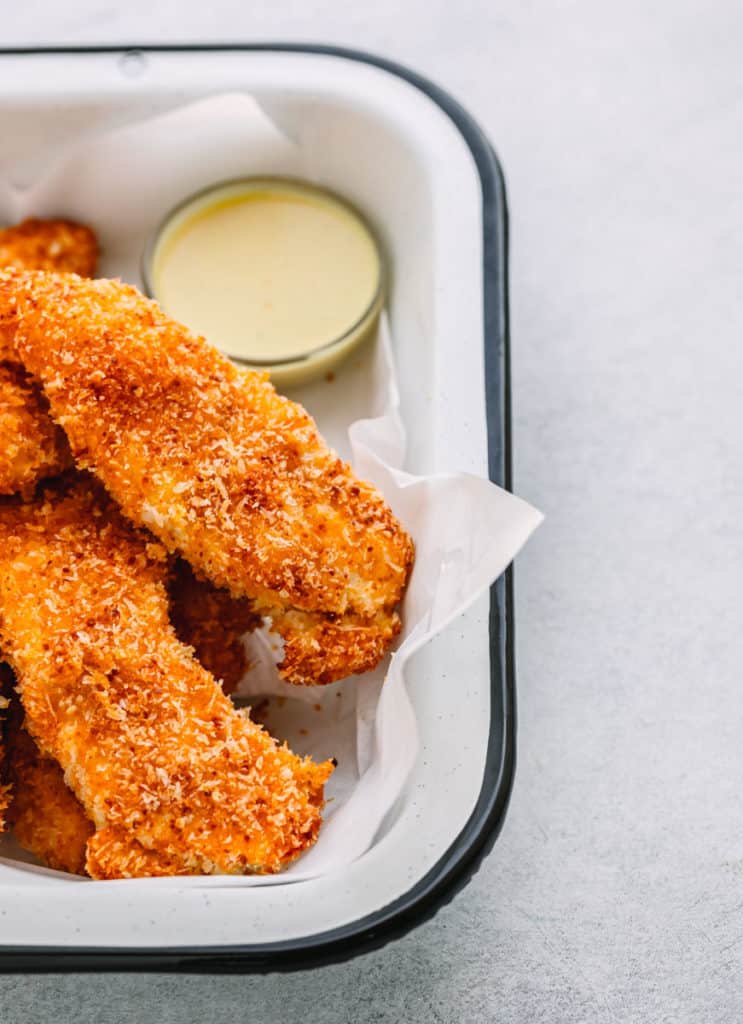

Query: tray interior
0;49;492;949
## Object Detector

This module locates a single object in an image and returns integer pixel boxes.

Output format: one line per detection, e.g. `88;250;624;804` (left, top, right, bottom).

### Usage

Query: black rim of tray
0;43;515;973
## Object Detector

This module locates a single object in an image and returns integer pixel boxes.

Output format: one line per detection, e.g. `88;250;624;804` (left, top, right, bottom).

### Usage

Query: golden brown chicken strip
1;572;258;875
11;272;413;685
0;551;257;867
0;220;97;494
0;476;333;878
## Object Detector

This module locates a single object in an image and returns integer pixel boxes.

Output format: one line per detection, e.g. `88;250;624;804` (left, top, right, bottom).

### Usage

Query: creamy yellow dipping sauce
148;180;382;369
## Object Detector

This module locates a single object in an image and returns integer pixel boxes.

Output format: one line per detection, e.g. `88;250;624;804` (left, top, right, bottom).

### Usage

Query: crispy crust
169;560;259;695
85;827;201;879
0;477;333;878
1;571;260;875
3;690;93;875
0;273;19;361
0;218;98;277
0;666;11;831
0;222;97;361
270;606;401;686
0;219;97;494
0;363;72;498
11;272;413;684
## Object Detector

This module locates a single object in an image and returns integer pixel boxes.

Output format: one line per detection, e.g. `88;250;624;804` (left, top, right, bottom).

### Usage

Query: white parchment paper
0;93;543;882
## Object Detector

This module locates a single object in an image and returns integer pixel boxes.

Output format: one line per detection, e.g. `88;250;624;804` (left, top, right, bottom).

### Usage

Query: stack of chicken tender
0;218;413;879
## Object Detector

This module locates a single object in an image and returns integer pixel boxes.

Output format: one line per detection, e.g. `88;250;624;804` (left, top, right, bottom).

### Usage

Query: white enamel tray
0;45;513;971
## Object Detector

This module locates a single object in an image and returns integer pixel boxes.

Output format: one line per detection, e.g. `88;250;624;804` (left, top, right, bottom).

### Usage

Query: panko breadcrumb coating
0;220;97;358
0;270;21;360
11;272;413;685
2;699;195;876
1;572;258;875
0;668;11;831
4;718;204;877
0;218;98;278
0;476;333;879
3;688;93;875
85;828;205;879
0;220;97;495
0;362;72;498
169;560;259;695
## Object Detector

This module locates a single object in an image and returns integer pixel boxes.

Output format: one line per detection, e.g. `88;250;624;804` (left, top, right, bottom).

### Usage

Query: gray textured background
2;2;743;1020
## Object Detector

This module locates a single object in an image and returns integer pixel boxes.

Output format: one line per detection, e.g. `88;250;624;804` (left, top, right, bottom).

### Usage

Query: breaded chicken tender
1;572;257;875
0;476;333;878
11;273;413;685
0;220;97;495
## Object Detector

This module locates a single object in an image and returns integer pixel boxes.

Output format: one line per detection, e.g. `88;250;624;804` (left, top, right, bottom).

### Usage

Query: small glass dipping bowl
142;177;385;389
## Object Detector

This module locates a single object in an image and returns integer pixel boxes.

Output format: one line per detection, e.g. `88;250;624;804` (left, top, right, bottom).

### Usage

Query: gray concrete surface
2;2;743;1020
